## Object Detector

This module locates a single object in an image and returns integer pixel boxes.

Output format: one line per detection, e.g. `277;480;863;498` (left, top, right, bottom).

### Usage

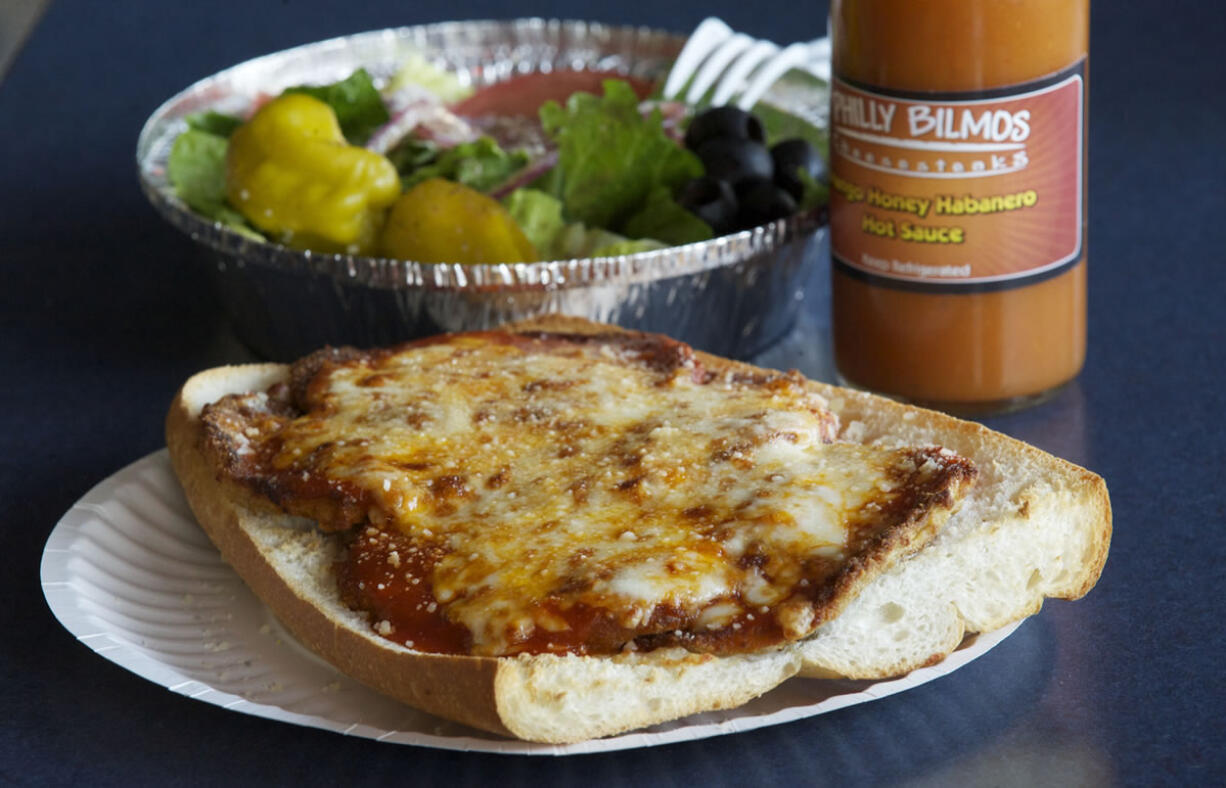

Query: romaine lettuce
503;189;566;254
388;53;474;104
283;68;389;146
622;186;713;246
400;137;529;193
504;187;670;259
539;80;702;232
166;129;260;238
185;111;243;138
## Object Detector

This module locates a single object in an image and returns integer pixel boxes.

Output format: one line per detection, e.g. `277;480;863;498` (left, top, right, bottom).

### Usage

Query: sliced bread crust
794;380;1111;678
165;316;1110;741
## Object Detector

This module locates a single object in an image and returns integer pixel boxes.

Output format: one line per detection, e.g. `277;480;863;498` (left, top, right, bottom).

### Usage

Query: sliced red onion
640;99;691;143
365;100;437;154
488;150;559;199
367;85;481;154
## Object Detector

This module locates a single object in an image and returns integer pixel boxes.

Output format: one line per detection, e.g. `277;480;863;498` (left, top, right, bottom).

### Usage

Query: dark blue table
3;1;1223;784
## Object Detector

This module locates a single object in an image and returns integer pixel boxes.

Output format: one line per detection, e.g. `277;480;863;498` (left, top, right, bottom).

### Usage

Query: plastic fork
662;17;830;110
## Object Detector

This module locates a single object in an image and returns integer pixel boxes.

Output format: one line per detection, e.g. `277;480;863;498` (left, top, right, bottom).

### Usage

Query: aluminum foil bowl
137;19;829;361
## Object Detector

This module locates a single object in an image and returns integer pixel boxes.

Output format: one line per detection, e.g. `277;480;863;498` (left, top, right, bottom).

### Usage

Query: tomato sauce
829;0;1090;411
337;526;474;654
338;519;811;658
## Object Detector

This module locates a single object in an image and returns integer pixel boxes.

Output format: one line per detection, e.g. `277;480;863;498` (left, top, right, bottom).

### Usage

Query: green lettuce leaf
796;168;830;212
550;223;634;259
386;137;439;174
399;137;529;193
283;68;390;146
589;238;667;257
166;129;261;239
753;102;829;154
503;188;667;259
539;79;702;232
168;129;227;214
622;185;713;246
388;53;473;103
184;110;243;138
503;189;566;253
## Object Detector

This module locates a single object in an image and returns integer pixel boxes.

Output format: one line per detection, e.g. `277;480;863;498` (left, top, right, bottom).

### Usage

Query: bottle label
829;61;1085;292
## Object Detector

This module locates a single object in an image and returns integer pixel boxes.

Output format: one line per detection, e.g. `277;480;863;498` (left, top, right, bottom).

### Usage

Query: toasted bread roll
166;316;1109;742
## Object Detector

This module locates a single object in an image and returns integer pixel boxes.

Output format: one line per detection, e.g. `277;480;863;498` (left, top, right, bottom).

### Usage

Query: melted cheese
257;336;965;656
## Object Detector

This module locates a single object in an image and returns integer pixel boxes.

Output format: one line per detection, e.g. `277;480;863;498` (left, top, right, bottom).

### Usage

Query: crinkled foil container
137;19;829;361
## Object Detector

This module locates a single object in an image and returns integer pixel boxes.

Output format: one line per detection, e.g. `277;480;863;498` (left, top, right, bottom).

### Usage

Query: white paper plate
41;450;1020;755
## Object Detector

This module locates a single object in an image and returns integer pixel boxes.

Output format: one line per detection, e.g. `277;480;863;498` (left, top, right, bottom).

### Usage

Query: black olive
737;179;798;228
677;176;739;235
732;174;776;200
770;138;827;201
684;106;766;150
696;137;774;188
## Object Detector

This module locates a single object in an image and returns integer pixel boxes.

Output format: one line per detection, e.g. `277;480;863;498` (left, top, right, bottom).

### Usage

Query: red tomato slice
451;71;655;117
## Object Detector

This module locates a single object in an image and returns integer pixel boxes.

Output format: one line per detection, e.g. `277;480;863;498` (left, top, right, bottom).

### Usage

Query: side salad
168;60;828;264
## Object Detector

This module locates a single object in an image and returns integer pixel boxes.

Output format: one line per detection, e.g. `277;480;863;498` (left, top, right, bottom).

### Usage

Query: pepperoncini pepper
226;93;400;254
380;178;538;263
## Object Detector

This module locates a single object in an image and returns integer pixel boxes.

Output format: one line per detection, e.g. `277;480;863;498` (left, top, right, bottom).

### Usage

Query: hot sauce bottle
829;0;1089;413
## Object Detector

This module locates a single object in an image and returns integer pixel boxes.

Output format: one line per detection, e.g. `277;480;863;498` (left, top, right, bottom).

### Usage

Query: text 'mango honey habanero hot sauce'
829;0;1089;413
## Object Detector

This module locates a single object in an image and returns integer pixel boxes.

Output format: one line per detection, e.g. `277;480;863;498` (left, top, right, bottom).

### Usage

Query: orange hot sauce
829;0;1089;412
